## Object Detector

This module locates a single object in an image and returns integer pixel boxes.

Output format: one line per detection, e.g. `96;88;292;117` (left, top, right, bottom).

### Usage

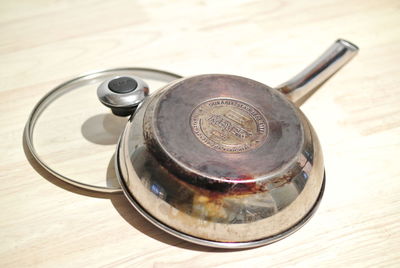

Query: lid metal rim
115;139;326;249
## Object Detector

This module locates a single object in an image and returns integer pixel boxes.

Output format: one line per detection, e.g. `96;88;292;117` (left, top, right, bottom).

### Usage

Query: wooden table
1;0;399;267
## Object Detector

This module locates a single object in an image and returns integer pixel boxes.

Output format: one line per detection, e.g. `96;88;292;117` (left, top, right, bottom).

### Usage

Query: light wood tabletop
1;0;399;267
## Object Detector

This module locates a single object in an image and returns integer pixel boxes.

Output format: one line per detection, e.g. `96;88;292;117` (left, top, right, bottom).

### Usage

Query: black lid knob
108;77;138;94
97;75;149;117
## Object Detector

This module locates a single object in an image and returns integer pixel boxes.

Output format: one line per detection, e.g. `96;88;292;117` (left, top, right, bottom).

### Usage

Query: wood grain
1;0;399;267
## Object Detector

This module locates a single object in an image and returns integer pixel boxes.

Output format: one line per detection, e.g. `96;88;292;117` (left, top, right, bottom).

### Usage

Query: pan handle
276;39;359;105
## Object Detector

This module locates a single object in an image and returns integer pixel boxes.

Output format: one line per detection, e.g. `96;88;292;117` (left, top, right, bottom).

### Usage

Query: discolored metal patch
190;98;268;153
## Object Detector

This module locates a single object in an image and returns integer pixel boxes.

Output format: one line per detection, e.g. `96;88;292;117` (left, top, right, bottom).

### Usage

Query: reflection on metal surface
116;139;326;248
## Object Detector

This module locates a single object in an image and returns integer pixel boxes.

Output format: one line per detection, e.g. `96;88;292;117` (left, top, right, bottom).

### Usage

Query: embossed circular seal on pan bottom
190;98;268;153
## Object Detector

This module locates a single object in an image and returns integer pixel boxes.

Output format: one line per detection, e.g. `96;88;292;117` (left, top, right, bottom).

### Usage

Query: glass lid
25;68;181;193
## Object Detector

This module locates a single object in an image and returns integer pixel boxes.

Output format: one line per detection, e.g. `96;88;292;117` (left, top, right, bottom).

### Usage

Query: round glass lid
25;68;181;193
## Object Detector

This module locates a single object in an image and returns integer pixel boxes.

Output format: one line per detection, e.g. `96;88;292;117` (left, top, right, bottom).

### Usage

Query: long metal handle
276;39;359;105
